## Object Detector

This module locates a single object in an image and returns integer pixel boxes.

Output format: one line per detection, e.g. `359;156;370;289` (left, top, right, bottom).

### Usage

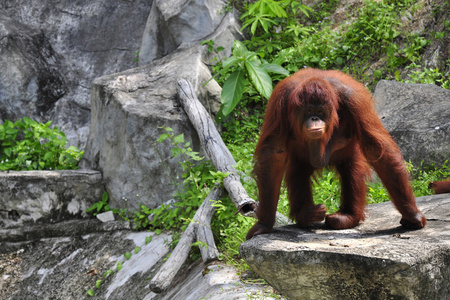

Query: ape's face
302;102;332;140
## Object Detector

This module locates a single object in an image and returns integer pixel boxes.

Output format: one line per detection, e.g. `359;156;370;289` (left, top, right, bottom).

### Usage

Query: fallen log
149;186;222;293
150;79;292;293
177;79;257;216
195;187;222;263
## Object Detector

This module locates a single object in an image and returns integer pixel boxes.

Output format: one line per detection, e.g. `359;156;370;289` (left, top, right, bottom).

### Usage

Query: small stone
96;211;115;223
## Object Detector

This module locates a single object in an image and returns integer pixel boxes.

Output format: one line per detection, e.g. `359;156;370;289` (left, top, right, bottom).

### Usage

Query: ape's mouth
307;127;325;139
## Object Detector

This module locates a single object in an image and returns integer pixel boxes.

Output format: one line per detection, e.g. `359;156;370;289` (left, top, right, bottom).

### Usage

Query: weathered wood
177;79;257;216
194;186;222;263
149;187;221;293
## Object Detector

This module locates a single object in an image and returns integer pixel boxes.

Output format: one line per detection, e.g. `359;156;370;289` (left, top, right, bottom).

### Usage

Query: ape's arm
246;137;288;240
357;100;426;229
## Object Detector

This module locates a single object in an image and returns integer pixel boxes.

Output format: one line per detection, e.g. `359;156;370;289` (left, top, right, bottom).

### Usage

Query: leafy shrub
216;40;288;121
0;117;83;170
132;127;228;231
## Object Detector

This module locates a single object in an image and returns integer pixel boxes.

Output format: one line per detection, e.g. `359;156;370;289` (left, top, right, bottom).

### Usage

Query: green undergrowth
0;117;83;170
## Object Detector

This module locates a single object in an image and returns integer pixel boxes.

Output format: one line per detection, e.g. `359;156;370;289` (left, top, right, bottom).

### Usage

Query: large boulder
374;80;450;167
240;195;450;300
0;0;153;147
81;46;222;211
139;0;235;65
0;11;66;123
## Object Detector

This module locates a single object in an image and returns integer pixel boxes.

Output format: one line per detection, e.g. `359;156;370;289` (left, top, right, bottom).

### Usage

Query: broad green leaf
222;56;240;70
156;133;170;143
171;147;182;158
5;128;18;135
245;61;273;99
173;134;185;144
145;236;153;245
87;289;95;296
124;252;132;260
102;191;109;203
244;51;259;63
261;63;289;76
4;147;12;157
44;152;53;161
267;1;287;18
231;40;248;58
219;70;247;118
4;120;14;128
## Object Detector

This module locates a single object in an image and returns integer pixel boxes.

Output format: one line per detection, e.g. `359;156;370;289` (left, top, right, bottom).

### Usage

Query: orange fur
246;68;426;240
429;179;450;194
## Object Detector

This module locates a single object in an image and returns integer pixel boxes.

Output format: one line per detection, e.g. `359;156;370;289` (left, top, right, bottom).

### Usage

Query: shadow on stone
240;195;450;300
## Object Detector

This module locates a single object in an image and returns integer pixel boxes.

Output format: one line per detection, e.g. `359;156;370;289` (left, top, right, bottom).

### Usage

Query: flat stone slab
240;195;450;300
0;170;104;231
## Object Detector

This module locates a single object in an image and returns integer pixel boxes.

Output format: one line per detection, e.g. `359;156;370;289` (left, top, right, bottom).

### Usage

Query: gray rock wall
139;0;228;65
0;11;66;123
82;46;222;210
0;0;153;148
374;80;450;167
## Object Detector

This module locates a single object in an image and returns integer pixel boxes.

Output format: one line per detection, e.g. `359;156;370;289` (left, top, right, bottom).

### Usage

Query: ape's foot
400;212;426;229
246;223;273;240
325;212;362;229
295;204;327;227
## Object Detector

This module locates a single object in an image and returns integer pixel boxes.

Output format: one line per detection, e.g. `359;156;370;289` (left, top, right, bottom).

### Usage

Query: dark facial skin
302;103;329;140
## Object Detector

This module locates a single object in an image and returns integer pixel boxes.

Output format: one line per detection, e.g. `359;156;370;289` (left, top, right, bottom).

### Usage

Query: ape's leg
369;148;426;229
246;144;287;240
326;148;369;229
360;116;426;229
286;159;327;227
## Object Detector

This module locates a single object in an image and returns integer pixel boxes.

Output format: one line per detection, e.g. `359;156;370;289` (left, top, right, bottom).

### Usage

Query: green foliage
85;235;153;296
116;261;124;272
132;127;228;232
403;61;450;88
103;269;114;277
95;280;102;289
240;0;312;36
216;40;288;121
212;199;254;260
312;170;342;212
410;161;450;196
86;191;113;216
201;39;225;54
0;117;83;170
232;0;434;86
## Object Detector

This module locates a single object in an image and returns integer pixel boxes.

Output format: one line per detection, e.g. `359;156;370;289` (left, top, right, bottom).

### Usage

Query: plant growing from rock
133;126;228;232
0;117;83;170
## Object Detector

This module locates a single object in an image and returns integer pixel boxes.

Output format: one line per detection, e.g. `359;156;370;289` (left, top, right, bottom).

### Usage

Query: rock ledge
240;195;450;300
